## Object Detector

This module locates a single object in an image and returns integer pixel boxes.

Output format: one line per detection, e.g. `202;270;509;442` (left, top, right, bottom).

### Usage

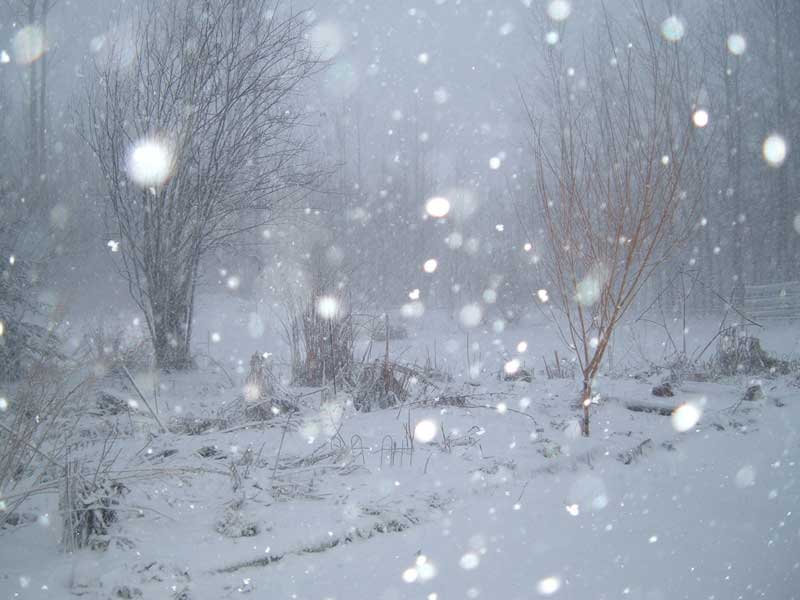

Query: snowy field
3;0;799;598
1;299;799;600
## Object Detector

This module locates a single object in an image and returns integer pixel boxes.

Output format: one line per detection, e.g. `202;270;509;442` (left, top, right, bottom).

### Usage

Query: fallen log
624;401;675;416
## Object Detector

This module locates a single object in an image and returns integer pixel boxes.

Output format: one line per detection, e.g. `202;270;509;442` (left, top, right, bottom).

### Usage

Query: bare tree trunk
581;379;591;437
27;2;39;189
151;300;193;370
722;17;745;301
38;0;49;204
769;0;791;279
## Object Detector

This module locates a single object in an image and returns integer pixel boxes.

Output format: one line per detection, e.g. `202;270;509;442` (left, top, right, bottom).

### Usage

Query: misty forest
1;0;799;598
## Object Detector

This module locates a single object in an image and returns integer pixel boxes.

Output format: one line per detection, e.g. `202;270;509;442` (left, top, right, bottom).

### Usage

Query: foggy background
1;0;797;336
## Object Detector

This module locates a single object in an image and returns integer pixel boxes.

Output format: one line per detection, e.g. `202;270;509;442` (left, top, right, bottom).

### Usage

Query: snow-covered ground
2;299;799;599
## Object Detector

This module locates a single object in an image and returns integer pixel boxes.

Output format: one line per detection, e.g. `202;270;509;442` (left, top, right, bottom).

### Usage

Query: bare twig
122;366;167;433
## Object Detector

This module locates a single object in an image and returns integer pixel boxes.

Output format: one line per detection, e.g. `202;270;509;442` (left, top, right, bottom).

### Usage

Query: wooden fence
739;281;800;319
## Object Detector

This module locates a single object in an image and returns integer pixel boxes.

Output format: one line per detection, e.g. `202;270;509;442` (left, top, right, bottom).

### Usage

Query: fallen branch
624;401;675;416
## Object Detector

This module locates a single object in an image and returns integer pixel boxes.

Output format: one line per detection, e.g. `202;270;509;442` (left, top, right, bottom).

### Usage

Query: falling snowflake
762;134;788;167
671;402;702;432
661;16;686;42
459;304;483;328
692;109;709;128
504;359;521;375
537;576;561;595
423;258;439;273
425;196;450;218
127;137;174;188
547;0;571;22
309;21;344;60
727;33;747;55
316;296;339;319
12;25;47;65
459;552;480;570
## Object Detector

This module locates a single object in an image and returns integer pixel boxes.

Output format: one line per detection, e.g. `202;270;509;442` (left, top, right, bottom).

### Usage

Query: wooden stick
122;366;167;433
272;412;293;481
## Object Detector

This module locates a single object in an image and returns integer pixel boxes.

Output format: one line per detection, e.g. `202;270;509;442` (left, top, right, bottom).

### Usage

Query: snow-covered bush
369;319;409;342
81;320;154;376
60;459;127;551
282;292;355;387
0;247;60;382
0;364;84;528
351;360;410;412
711;327;790;376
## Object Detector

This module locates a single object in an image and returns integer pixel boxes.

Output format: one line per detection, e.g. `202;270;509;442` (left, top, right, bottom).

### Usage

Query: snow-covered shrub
283;292;354;387
219;353;298;426
239;352;274;420
0;364;81;528
0;255;61;382
169;416;225;435
369;319;408;342
216;496;260;538
542;353;575;380
350;360;410;412
0;172;65;383
711;327;789;376
60;459;127;551
0;319;61;383
81;320;154;376
665;353;697;385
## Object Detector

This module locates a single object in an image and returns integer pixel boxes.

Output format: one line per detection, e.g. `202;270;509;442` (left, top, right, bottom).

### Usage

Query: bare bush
281;291;354;388
369;317;409;342
0;365;86;527
542;351;575;380
242;353;274;417
0;231;61;382
711;326;790;376
80;320;154;377
351;360;410;412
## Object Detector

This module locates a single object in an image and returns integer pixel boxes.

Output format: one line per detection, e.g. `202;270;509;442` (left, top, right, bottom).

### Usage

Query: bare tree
2;0;54;206
0;47;61;381
524;5;710;436
761;0;796;280
81;0;321;370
